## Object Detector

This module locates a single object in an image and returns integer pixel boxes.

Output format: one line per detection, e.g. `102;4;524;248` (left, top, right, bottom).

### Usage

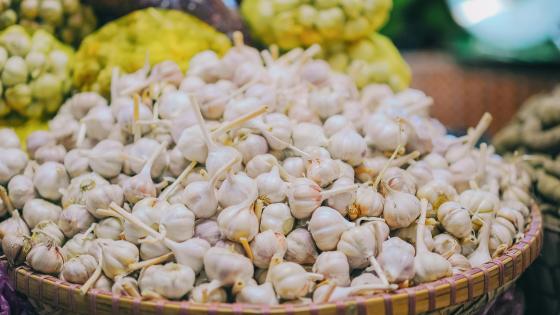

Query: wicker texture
4;204;541;315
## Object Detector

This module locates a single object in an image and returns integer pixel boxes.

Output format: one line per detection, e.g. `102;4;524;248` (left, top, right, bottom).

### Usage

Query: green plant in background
73;8;231;97
0;0;97;46
381;0;461;48
0;25;73;119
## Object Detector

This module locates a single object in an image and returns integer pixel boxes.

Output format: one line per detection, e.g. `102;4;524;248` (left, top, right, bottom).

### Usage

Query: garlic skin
100;240;140;279
87;140;124;179
437;201;472;239
8;175;36;209
328;129;367;166
60;254;98;284
33;162;69;201
309;206;353;251
139;263;195;299
269;261;323;300
382;185;420;229
190;283;227;303
433;234;461;257
61;230;95;260
159;204;195;242
283;157;306;178
217;172;258;208
22;199;62;229
250;231;287;269
58;204;95;238
194;220;221;246
260;203;294;235
0;148;28;185
313;251;351;286
246;154;277;178
26;243;64;274
64;150;90;178
285;228;318;265
416;179;457;210
94;217;123;240
256;167;288;203
203;247;254;290
468;220;492;268
414;200;452;283
236;282;279;305
2;234;31;265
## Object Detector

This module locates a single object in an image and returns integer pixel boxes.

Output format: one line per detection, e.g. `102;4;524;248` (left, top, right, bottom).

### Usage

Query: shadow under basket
5;205;542;315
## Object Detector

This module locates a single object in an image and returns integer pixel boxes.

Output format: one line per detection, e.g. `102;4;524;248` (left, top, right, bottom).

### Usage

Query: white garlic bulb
309;206;354;251
190;283;227;303
60;254;98;284
283;157;305;178
437;201;472;239
327;177;356;216
382;183;420;229
203;247;254;292
26;242;64;274
8;174;36;209
268;261;323;300
246;154;277;178
417;179;458;210
285;228;318;265
94;217;123;240
217;171;258;208
194;219;221;246
378;237;416;283
0;148;28;185
313;251;351;286
0;128;21;148
328;129;367;166
236;282;279;305
159;204;195;242
260;203;294;235
64;149;90;178
33;162;69;201
86;140;124;178
22;199;62;229
58;204;95;238
292;123;327;150
112;276;140;297
35;144;67;164
100;240;139;279
306;157;340;188
433;234;461;258
85;184;124;219
2;234;30;265
468;220;492;268
250;230;287;269
139;263;195;299
256;166;288;203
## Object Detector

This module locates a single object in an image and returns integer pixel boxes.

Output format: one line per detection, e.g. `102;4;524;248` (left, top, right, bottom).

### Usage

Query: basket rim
6;204;543;315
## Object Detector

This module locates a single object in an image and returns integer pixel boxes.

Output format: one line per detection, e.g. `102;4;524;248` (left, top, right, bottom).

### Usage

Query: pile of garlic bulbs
0;36;533;305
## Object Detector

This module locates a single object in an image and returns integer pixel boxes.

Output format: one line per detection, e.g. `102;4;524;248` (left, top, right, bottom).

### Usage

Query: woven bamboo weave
4;204;542;315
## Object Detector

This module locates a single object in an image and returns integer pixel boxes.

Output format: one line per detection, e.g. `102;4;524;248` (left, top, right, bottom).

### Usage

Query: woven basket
4;204;542;315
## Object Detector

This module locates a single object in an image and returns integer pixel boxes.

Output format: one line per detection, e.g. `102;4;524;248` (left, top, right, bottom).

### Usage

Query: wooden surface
6;204;542;315
405;51;560;135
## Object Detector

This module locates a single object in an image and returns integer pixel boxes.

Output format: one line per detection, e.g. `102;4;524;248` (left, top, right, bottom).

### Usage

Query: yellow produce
73;8;232;97
0;0;97;46
322;33;410;91
0;25;73;119
241;0;392;49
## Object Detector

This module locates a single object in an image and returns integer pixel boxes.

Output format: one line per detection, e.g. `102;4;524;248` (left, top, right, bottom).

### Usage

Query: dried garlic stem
0;186;14;215
158;161;197;201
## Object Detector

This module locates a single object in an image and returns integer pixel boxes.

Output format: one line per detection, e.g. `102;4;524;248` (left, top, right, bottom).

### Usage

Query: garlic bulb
217;171;258;208
64;150;91;178
394;223;435;252
306;157;340;188
194;219;221;246
448;253;471;274
122;141;167;204
414;199;452;283
468;219;492;267
159;204;195;242
351;273;384;287
246;154;277;178
377;237;415;283
22;199;62;229
61;224;96;260
433;234;461;258
283;157;305;178
250;230;287;269
337;223;383;271
327;177;356;216
123;198;169;243
26;242;64;274
125;138;169;178
269;261;323;300
203;247;254;293
217;193;259;259
35;145;67;164
260;203;294;235
0;209;30;239
256;167;288;203
313;251;351;286
437;201;472;239
328;128;367;166
323;115;351;138
94;217;123;240
33;162;69;201
93;275;113;292
169;238;211;274
100;240;139;279
85;184;124;219
0;128;20;148
364;113;408;152
60;254;98;284
312;282;396;303
86;140;124;178
139;263;195;299
236;282;279;305
140;239;170;260
309;206;354;251
58;204;95;238
285;228;318;265
292;123;327;150
287;178;357;219
382;183;420;229
417;179;458;210
8;174;36;209
2;234;31;265
489;217;514;256
458;189;499;217
190;283;227;303
0;148;28;185
234;132;268;164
